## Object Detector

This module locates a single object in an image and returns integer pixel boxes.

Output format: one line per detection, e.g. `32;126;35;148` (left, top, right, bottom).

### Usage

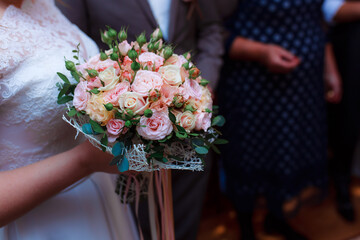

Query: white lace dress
0;1;139;239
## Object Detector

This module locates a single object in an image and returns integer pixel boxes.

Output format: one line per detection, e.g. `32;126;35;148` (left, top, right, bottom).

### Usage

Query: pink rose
180;78;202;100
131;70;163;97
137;110;173;140
106;119;128;143
118;40;132;56
160;84;179;105
73;81;90;111
121;56;133;72
138;52;164;71
118;92;149;115
150;100;168;112
103;81;130;106
165;55;188;68
195;112;212;132
87;77;103;89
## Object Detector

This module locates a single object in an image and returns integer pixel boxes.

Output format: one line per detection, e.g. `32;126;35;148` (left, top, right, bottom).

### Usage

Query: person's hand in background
324;43;342;103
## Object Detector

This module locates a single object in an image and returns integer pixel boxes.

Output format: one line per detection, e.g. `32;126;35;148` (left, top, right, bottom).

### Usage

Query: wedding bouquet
56;27;226;173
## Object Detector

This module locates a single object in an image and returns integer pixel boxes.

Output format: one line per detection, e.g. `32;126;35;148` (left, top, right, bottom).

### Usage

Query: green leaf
176;125;186;134
71;71;80;82
176;131;187;139
67;109;77;117
210;144;221;154
117;156;129;172
213;139;229;145
57;95;73;104
205;108;212;113
189;133;200;137
90;88;100;94
168;110;176;123
58;83;70;99
150;152;163;160
57;72;70;84
100;134;108;152
211;115;226;127
195;147;208;155
89;119;105;133
192;138;205;147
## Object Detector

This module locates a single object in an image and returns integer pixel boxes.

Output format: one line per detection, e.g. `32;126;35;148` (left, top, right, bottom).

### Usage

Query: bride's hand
76;141;119;174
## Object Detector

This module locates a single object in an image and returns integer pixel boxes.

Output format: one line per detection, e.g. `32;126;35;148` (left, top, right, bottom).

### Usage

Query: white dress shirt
323;0;345;23
147;0;172;40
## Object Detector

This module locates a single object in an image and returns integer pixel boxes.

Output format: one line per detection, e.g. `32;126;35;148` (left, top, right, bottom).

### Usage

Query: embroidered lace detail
0;0;99;171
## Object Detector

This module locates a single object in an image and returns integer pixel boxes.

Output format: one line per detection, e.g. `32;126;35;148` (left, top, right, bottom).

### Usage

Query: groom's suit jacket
58;1;223;240
59;0;224;89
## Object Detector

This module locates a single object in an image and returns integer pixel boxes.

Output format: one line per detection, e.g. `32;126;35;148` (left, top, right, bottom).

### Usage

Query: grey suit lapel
168;0;179;42
134;0;158;30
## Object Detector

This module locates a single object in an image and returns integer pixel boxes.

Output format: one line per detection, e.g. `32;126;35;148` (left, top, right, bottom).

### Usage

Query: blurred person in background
328;0;360;222
57;1;224;240
217;0;343;239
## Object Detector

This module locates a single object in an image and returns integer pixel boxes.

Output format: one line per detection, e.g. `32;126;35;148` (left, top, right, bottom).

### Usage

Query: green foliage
211;115;226;127
90;88;100;94
195;146;208;155
57;95;73;104
89;119;105;133
104;103;114;111
100;134;108;152
57;72;70;84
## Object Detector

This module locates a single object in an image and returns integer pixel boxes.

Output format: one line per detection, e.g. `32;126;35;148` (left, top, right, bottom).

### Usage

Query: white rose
158;65;182;86
118;40;131;56
118;92;149;115
98;66;119;91
176;110;196;132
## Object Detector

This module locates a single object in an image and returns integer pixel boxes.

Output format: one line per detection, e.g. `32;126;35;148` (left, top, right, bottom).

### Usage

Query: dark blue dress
218;0;328;214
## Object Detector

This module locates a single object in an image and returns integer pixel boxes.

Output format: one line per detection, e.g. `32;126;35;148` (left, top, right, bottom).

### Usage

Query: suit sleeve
56;0;90;35
194;0;225;90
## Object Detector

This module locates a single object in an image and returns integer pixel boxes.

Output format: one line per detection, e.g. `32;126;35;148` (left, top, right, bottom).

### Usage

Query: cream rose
98;66;119;91
195;112;212;132
158;65;183;86
118;92;149;115
164;55;188;68
136;110;173;140
73;81;90;111
106;119;128;142
118;40;132;56
131;70;163;97
85;93;114;125
103;81;130;106
138;52;164;71
199;86;213;111
176;111;196;132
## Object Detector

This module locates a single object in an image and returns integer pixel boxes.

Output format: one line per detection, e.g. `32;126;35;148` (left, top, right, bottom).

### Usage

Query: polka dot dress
218;0;328;214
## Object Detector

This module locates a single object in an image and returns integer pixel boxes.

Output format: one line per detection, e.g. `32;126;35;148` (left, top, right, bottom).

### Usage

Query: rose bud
100;30;112;46
128;49;138;62
136;32;147;47
172;95;184;108
144;109;153;118
110;52;119;61
189;67;200;79
106;28;117;40
100;52;108;61
200;78;209;86
151;28;163;41
163;46;173;60
182;62;190;70
125;120;132;128
118;29;127;42
86;69;99;78
131;62;141;71
148;42;155;52
65;60;76;71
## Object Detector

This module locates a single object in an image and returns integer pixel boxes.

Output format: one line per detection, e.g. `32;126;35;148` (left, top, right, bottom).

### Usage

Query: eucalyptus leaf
82;123;95;135
211;115;226;127
57;72;70;84
195;147;208;155
112;142;125;156
213;139;229;145
210;144;221;154
110;155;123;166
117;156;129;172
